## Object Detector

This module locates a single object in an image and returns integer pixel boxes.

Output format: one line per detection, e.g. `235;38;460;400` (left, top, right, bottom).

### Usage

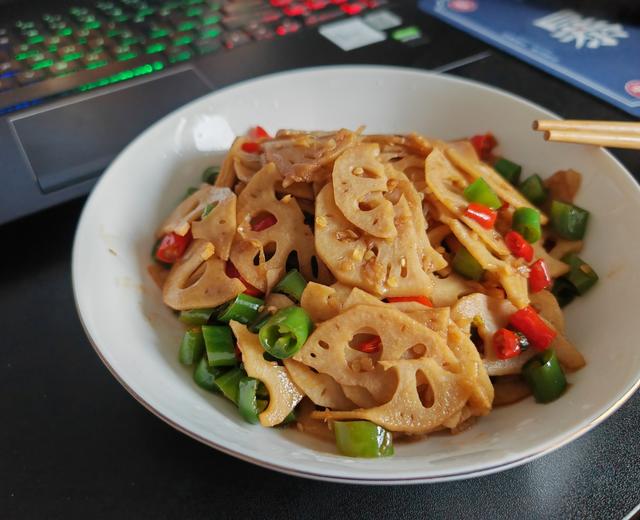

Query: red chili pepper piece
241;141;261;153
505;230;534;262
464;202;497;229
386;295;433;307
355;336;381;353
470;133;497;161
509;306;557;351
251;125;270;139
284;4;306;16
529;259;552;293
251;213;277;232
493;328;521;359
155;231;191;264
340;2;362;14
225;262;263;297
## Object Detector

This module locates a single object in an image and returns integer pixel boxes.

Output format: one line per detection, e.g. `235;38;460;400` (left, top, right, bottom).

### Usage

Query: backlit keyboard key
50;60;80;75
194;38;222;54
222;30;250;48
165;45;193;63
16;69;46;85
0;60;21;74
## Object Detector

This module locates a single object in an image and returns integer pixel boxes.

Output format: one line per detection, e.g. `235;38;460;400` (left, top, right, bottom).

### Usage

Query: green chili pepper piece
452;247;484;281
217;294;264;324
179;308;216;326
202;166;220;185
561;253;599;295
550;200;590;240
493;157;522;185
463;178;502;210
248;310;273;334
193;356;223;392
259;306;313;359
202;324;237;367
551;277;577;308
278;409;297;426
183;186;198;200
179;328;205;365
519;174;548;205
256;381;269;399
333;421;394;458
522;349;567;403
273;269;308;302
201;202;216;219
214;366;245;404
512;207;542;243
238;376;267;424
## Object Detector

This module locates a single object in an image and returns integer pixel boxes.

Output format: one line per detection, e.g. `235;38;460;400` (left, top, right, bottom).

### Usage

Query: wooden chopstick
533;119;640;150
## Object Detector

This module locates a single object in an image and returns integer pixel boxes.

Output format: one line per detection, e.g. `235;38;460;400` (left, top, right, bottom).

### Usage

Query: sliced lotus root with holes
215;137;244;189
312;358;471;434
300;282;351;323
157;185;234;237
388;154;428;192
264;292;294;312
362;133;432;159
163;239;245;310
532;240;569;278
341;384;378;408
315;184;435;297
446;218;529;309
332;143;396;239
431;274;474;307
283;359;355;410
294;304;460;401
530;290;565;333
451;293;534;376
275;180;315;201
340;288;450;338
230;163;332;292
447;322;493;414
233;155;261;183
263;128;360;187
445;142;548;225
230;322;303;427
425;148;509;257
191;193;236;260
386;164;447;271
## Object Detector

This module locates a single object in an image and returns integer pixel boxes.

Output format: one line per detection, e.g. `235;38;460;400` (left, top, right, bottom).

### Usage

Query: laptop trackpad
11;68;211;193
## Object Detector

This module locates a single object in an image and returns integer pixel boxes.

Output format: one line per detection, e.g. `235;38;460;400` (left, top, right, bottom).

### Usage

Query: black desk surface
2;9;640;520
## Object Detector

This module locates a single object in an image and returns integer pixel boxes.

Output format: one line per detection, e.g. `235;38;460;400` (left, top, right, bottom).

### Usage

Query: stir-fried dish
149;127;598;458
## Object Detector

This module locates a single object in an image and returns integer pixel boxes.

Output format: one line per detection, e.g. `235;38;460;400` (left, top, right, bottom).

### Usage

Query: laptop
0;0;500;225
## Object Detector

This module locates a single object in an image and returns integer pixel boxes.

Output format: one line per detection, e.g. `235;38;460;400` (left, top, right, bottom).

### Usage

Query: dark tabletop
2;8;640;520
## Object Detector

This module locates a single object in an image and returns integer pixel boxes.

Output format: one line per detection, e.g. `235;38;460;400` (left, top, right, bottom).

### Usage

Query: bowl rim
72;64;640;484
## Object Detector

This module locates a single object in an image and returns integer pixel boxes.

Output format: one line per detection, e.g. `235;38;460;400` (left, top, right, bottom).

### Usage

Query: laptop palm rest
10;68;211;193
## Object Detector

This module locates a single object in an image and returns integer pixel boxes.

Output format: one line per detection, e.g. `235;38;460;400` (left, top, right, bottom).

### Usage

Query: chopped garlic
174;221;190;237
200;242;215;261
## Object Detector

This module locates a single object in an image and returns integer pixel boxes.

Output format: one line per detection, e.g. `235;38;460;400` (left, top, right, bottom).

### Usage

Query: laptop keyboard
0;0;385;114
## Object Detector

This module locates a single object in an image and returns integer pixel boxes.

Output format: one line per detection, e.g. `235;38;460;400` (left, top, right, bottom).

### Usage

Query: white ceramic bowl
72;66;640;484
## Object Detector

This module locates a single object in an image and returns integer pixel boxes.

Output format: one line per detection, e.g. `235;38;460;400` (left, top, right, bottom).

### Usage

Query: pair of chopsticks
533;120;640;150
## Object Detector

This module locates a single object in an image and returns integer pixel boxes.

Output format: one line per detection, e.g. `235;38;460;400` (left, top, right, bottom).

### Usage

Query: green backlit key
166;46;193;63
114;45;140;61
50;60;80;76
145;42;167;54
173;33;195;46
